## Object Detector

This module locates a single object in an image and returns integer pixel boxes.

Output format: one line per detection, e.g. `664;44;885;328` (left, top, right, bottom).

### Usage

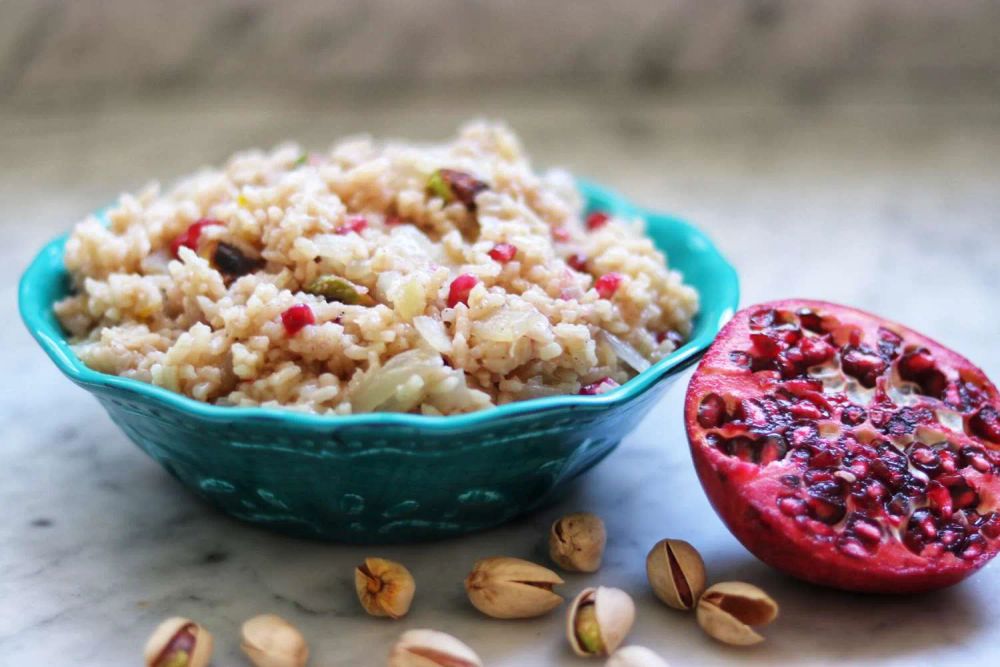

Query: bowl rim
19;178;739;432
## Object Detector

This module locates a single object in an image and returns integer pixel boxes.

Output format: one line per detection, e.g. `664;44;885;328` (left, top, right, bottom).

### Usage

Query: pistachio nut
388;629;483;667
645;539;706;611
143;617;213;667
605;646;670;667
464;556;564;619
426;169;488;210
696;581;779;646
566;586;636;657
355;557;416;619
240;614;310;667
549;512;607;573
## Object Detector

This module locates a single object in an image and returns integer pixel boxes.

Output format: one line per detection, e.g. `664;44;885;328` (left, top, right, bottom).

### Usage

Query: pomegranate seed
969;406;1000;444
697;393;727;429
595;272;623;299
798;336;835;366
447;273;479;308
567;253;588;272
841;404;868;426
797;308;824;333
488;243;517;263
927;481;953;519
962;533;986;560
281;304;314;335
778;496;807;517
837;537;870;559
758;435;788;464
585;211;610;230
749;308;777;330
170;218;224;257
950;480;980;509
840;345;887;388
579;377;619;395
336;215;368;235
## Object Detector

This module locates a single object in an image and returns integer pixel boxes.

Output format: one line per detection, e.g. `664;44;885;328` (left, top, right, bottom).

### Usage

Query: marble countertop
2;85;998;665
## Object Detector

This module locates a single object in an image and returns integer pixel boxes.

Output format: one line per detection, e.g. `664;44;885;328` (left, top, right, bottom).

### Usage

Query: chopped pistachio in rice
54;122;698;415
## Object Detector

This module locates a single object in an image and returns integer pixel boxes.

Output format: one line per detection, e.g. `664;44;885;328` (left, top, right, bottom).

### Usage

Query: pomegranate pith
685;299;1000;593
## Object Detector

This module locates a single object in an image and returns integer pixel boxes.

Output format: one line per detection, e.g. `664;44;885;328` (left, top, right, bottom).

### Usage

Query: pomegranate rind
686;299;1000;593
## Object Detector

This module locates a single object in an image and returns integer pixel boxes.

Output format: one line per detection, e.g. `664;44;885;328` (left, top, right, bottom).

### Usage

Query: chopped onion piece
600;331;651;373
414;316;452;353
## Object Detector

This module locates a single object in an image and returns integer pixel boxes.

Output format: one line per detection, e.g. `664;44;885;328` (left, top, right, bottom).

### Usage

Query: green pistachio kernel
304;276;374;306
575;603;605;655
157;650;190;667
427;169;454;202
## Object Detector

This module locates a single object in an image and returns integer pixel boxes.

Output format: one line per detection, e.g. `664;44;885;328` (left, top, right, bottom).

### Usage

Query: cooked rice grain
55;122;698;414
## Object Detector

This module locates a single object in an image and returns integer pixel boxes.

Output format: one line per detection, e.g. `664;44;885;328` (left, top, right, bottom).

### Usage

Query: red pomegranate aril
969;406;1000;443
336;215;368;235
566;253;588;272
899;348;948;398
840;345;886;388
960;446;993;473
927;481;954;519
909;444;941;474
778;496;807;517
949;480;979;510
171;218;224;257
488;243;517;263
579;377;619;395
585;211;610;230
877;327;903;358
595;273;623;299
281;304;314;335
840;404;868;426
686;299;1000;593
796;308;824;333
447;273;479;308
697;393;727;429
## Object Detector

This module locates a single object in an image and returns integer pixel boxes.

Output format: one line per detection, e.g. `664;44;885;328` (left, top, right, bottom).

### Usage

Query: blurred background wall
3;0;1000;105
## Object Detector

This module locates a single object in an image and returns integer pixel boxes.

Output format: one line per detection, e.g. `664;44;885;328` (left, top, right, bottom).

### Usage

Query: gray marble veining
2;85;998;665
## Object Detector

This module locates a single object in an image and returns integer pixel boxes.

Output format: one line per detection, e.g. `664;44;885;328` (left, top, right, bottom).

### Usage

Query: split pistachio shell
464;556;564;619
645;539;706;610
240;613;310;667
549;512;607;573
355;557;416;619
143;617;213;667
566;586;636;657
388;629;483;667
605;646;670;667
696;581;779;646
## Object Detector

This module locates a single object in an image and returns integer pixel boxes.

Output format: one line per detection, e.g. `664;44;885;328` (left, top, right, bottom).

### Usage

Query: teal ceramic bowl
20;180;738;543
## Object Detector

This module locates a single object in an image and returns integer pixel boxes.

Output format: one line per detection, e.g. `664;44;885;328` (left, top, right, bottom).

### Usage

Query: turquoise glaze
19;180;739;543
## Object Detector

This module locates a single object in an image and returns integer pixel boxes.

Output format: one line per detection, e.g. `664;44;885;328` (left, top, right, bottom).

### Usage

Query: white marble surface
2;86;999;665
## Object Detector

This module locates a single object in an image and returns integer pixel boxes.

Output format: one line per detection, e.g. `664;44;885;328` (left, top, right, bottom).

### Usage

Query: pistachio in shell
240;614;309;667
143;617;213;667
645;538;706;611
549;512;606;573
304;275;375;305
426;169;488;210
566;586;636;657
388;629;483;667
464;556;564;619
605;646;670;667
355;557;416;619
695;581;779;646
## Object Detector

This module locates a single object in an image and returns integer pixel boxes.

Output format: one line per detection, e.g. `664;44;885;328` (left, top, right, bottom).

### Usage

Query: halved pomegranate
685;299;1000;593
